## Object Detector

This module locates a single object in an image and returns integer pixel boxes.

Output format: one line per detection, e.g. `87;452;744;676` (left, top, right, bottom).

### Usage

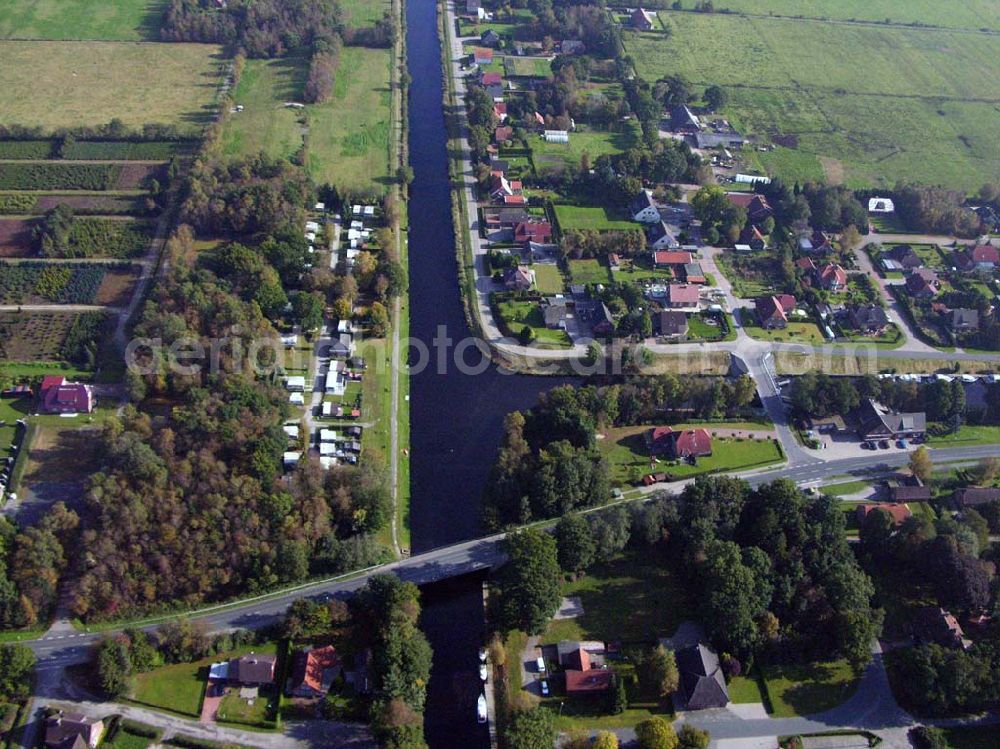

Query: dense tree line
893;183;981;238
303;39;342;104
350;575;433;749
161;0;343;58
180;153;314;236
0;644;35;702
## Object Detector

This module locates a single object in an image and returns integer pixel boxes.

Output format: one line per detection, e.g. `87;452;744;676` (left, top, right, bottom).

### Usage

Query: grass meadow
340;0;390;26
691;0;1000;30
0;0;164;41
628;13;1000;188
0;41;224;132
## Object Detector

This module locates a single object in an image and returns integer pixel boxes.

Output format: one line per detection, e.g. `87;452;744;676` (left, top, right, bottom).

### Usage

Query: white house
868;197;895;213
284;376;305;392
305;221;320;233
283;451;301;469
543;130;569;143
289;392;305;406
630;190;661;223
320;429;340;442
648;221;680;250
325;370;346;396
283;424;299;440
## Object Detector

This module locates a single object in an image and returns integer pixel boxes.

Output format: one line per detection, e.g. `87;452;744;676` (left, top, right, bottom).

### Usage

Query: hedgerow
0;163;119;190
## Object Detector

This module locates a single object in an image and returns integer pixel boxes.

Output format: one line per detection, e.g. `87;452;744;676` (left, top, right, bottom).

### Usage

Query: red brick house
665;284;701;309
647;427;713;459
514;221;552;244
725;193;773;224
287;645;341;698
755;294;796;329
653;250;693;267
39;376;93;415
856;502;912;527
817;263;847;291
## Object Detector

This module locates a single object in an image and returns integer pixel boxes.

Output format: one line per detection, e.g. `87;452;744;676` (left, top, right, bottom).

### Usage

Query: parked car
536;656;545;673
878;439;891;449
896;439;907;448
540;680;550;696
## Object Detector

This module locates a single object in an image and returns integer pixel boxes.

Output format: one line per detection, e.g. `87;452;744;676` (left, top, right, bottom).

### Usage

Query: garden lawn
504;57;551;78
598;424;784;486
0;0;163;41
628;13;1000;189
339;0;390;26
927;425;1000;447
568;258;611;285
216;692;273;727
0;41;223;133
531;122;641;170
532;264;564;294
744;319;827;345
762;659;860;717
540;552;694;645
821;480;870;497
494;298;572;348
553;204;636;232
129;643;277;718
727;675;765;704
306;46;392;192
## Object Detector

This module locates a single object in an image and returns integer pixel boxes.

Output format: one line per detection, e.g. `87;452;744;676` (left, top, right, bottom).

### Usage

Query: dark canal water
403;0;572;745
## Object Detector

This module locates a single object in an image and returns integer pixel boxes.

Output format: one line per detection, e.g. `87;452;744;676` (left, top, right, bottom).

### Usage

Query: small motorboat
479;647;488;663
477;694;488;723
480;664;488;682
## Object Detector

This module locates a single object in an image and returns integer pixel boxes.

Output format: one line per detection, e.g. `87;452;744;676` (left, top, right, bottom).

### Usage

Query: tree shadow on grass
769;661;860;716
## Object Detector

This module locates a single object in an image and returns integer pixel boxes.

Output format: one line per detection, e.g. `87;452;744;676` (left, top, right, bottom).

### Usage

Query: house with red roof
514;221;552;244
39;376;93;415
905;268;938;300
954;244;1000;272
647;426;713;460
494;125;513;143
665;284;701;309
725;193;773;224
652;250;693;268
473;48;494;65
287;645;341;698
481;72;503;87
817;263;847;291
755;294;795;329
856;502;912;527
493;102;508;121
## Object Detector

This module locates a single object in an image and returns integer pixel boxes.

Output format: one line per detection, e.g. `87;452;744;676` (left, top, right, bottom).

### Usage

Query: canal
404;0;571;745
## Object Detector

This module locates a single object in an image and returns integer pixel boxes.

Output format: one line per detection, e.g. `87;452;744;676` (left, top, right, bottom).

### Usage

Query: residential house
656;310;688;339
473;48;493;66
954;244;1000;272
38;375;93;414
489;174;514;200
853;398;926;441
675;644;729;710
755;294;796;330
502;265;535;291
543;298;572;329
795;257;816;275
912;607;971;650
480;29;500;47
285;375;306;392
588;302;615;335
953;487;1000;510
889;485;932;503
665;284;701;310
480;71;502;87
648;221;680;250
560;39;585;55
684;263;707;284
670;104;701;133
45;713;104;749
514;220;552;244
817;263;847;291
652;250;692;268
647;426;712;459
287;645;341;698
630;7;655;31
494;125;513;143
949;308;979;333
693;131;746;149
493;102;507;120
884;244;922;270
868;197;895;214
630;190;662;223
608;253;621;269
725;193;772;224
847;304;890;334
229;653;277;686
739;223;767;251
486;84;504;102
905;268;939;300
856;503;912;527
566;668;614;696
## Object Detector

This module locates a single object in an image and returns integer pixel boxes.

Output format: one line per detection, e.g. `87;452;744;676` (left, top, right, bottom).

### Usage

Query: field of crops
0;140;55;159
63;141;195;160
0;41;224;132
0;262;115;304
627;13;1000;188
0;163;119;190
0;311;103;362
0;219;33;257
0;0;163;41
39;218;152;259
696;0;1000;30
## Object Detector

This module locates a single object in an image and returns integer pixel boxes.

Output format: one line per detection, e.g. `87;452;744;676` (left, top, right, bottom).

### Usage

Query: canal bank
404;0;575;745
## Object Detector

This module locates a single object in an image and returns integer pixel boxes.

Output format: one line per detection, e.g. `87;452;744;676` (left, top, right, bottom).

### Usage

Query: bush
38;215;151;259
0;262;112;304
0;194;37;213
0;140;55;159
910;727;947;749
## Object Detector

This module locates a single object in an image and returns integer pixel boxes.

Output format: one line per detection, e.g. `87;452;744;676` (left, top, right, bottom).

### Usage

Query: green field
531;123;641;170
927;425;1000;447
628;14;1000;188
223;56;309;163
504;56;551;78
340;0;390;26
0;41;223;132
307;47;392;192
567;258;612;285
222;46;391;192
532;264;564;294
762;660;860;717
690;0;1000;30
0;0;163;41
553;204;637;232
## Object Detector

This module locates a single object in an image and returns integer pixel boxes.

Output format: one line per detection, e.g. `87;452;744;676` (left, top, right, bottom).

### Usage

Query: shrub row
0;262;111;304
62;141;194;160
0;163;119;191
0;194;37;213
0;140;54;159
40;219;152;259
